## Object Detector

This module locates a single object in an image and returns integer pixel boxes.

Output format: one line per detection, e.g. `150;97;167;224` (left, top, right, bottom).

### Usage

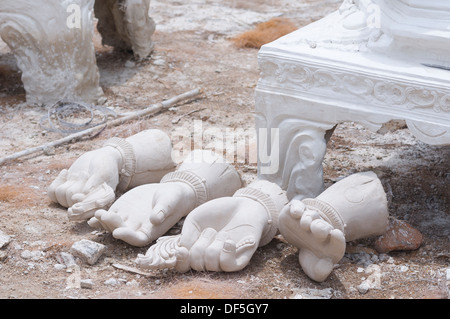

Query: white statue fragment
135;180;288;272
88;150;243;247
338;0;377;32
0;0;156;105
94;0;156;60
0;0;104;105
48;129;175;221
278;171;389;282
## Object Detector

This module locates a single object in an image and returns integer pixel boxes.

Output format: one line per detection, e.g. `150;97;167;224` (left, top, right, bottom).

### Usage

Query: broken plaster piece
0;0;104;105
278;171;389;282
94;0;156;60
0;0;157;105
0;230;12;249
88;150;243;247
48;129;175;221
70;239;106;265
135;180;288;272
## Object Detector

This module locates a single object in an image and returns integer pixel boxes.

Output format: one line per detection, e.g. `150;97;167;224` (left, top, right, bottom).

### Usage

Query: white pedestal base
256;5;450;200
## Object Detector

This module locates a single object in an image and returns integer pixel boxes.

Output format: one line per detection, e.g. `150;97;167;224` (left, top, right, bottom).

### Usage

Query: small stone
104;278;119;286
126;279;139;287
152;58;165;66
81;279;94;289
0;230;11;249
125;60;135;68
398;265;409;272
43;146;56;156
364;264;382;290
21;250;44;260
70;239;106;265
60;252;77;268
374;219;423;253
357;282;370;294
290;288;333;299
54;264;66;271
0;250;8;262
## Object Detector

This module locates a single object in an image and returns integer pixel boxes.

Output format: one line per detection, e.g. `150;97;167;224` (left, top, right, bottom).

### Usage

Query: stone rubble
374;218;424;253
69;239;107;265
0;230;11;249
80;279;94;289
59;252;78;268
0;219;433;298
4;227;431;296
20;250;45;261
357;264;383;294
290;288;334;299
104;278;119;286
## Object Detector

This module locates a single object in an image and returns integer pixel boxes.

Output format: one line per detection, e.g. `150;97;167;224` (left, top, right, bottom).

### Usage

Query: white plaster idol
370;0;450;67
256;0;450;201
0;0;104;105
278;171;389;282
135;180;288;272
0;0;155;105
88;150;243;247
48;129;175;221
94;0;156;60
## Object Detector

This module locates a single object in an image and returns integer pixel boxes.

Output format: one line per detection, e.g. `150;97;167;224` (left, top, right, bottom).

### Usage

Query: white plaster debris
124;60;136;68
357;264;383;294
357;282;370;294
152;58;166;66
80;279;94;289
104;278;119;286
0;230;11;249
291;288;333;299
69;239;106;265
59;252;77;268
20;250;44;261
0;250;7;262
54;264;66;271
126;279;139;287
398;265;409;273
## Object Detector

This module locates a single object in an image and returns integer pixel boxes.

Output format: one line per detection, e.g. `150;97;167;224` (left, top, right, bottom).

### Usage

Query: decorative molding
135;235;180;270
259;59;450;113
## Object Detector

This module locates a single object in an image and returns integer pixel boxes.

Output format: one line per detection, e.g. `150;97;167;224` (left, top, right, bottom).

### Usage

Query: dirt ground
0;0;449;300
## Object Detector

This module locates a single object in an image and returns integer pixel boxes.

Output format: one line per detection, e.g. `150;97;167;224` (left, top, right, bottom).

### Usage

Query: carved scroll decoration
259;59;450;113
